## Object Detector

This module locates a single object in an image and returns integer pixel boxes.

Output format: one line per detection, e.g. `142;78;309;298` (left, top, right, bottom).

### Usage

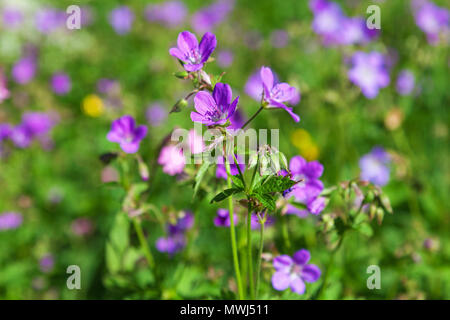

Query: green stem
241;106;264;130
225;160;245;300
132;218;155;269
255;213;265;298
247;206;255;299
281;214;291;251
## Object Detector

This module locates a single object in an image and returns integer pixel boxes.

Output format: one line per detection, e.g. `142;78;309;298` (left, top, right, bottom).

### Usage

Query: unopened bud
174;71;189;79
170;98;188;113
376;207;385;225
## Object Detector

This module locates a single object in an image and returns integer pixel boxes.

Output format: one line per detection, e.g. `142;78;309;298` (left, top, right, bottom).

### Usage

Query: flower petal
290;276;306;294
184;63;204;72
199;32;217;63
289;156;307;175
177;31;198;55
293;249;310;265
169;47;185;61
226;96;239;120
302;264;321;283
213;83;232;109
190;111;207;124
272;271;291;291
273;254;293;271
260;66;274;92
269;100;300;122
133;125;148;142
120;141;140;154
194;91;216;115
304;161;324;179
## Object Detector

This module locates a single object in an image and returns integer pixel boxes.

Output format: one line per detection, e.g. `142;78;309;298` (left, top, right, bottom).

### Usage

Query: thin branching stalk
255;212;265;298
132;218;155;269
247;205;255;299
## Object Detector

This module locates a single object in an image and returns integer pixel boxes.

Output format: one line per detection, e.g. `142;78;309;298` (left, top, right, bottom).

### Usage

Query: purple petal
269;100;300;122
106;131;121;143
177;31;198;55
292;249;310;265
199;32;217;63
120;142;140;154
304;161;324;179
194;91;216;115
226;96;239;120
272;271;291;291
190;111;207;124
260;66;274;91
302;264;321;283
169;47;185;61
133;125;148;142
289;156;307;174
184;63;204;72
290;276;306;294
213;83;232;109
273;254;293;271
307;196;326;215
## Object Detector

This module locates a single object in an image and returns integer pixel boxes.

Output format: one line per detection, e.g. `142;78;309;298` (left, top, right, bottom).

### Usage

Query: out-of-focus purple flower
156;211;194;255
309;0;377;46
109;6;134;35
250;212;275;230
0;123;12;141
396;70;415;95
191;0;234;33
22;112;55;137
188;129;205;154
169;31;217;72
97;78;119;94
10;125;31;148
39;254;54;273
146;103;168;126
216;154;245;180
71;218;94;236
101;166;119;183
244;31;263;50
260;66;300;122
272;249;321;295
145;1;187;28
107;115;147;154
214;208;238;227
359;146;390;186
12;56;36;85
285;156;325;217
2;7;23;28
158;145;186;175
217;50;234;68
412;0;449;45
0;70;9;102
51;73;71;95
348;51;390;99
270;29;289;48
191;83;239;126
0;212;22;230
35;8;65;34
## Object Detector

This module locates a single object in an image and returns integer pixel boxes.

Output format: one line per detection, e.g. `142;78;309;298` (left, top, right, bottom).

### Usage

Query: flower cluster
156;211;194;255
309;0;378;46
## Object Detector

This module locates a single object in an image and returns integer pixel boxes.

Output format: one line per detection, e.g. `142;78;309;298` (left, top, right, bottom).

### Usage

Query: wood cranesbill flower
412;0;449;45
359;146;390;186
260;66;300;122
213;209;238;227
156;211;194;255
272;249;321;295
169;31;217;72
158;145;186;175
191;83;239;126
107;115;147;154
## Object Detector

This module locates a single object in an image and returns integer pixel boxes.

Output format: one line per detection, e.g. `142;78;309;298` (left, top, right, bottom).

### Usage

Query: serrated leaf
253;192;276;211
210;188;242;203
230;174;244;189
256;175;297;194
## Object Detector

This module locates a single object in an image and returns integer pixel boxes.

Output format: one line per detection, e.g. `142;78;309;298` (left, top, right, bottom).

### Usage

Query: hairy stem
241;106;264;130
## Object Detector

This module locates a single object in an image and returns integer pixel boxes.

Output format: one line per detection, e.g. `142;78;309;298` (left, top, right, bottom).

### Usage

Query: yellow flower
290;129;320;161
82;94;104;117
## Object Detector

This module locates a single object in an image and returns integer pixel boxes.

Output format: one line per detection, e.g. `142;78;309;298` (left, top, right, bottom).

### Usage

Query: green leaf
253;192;276;211
109;212;130;254
256;175;297;194
210;188;242;203
106;242;121;273
230;174;244;189
193;161;210;198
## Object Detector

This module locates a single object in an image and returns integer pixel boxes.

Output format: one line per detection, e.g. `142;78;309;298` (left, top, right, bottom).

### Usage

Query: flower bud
170;98;188;113
174;71;189;79
376;207;385;225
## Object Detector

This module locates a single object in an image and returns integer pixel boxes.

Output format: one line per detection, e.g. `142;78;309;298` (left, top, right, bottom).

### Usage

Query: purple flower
396;70;415;95
10;125;31;148
228;109;246;130
109;6;134;35
260;66;300;122
348;51;390;99
51;73;71;95
250;212;275;230
107;115;147;154
285;156;325;217
0;123;12;141
191;83;239;126
191;0;234;33
145;1;187;28
272;249;321;295
158;145;186;175
9;112;56;148
359;146;390;186
39;254;54;273
0;212;22;230
97;78;119;94
270;29;289;48
188;129;205;154
216;155;245;180
2;7;23;28
0;69;9;102
156;211;194;255
35;8;65;34
169;31;217;72
12;56;36;85
146;103;168;126
217;50;234;68
214;209;238;227
412;0;449;45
